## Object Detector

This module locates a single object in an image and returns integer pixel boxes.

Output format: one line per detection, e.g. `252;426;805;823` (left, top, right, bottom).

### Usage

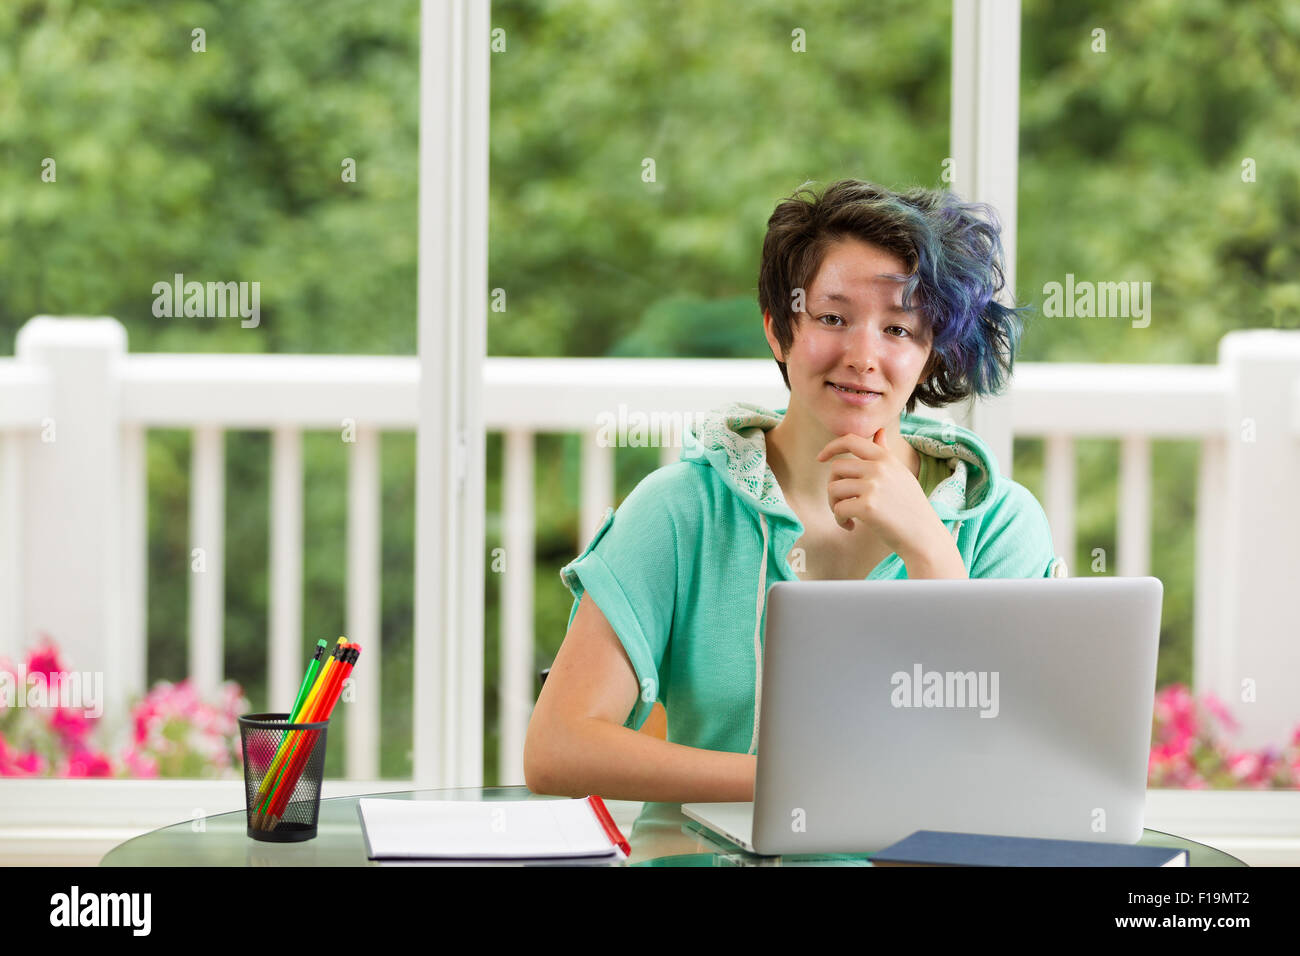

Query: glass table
100;786;1247;867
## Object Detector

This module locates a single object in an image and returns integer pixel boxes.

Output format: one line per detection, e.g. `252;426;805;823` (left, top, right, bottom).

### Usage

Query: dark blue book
870;830;1187;867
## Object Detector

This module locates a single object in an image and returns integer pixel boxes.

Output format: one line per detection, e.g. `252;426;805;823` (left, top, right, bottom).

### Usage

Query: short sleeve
558;469;680;732
969;480;1067;580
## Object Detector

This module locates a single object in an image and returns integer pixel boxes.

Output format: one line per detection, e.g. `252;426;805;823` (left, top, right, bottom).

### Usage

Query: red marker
586;795;630;857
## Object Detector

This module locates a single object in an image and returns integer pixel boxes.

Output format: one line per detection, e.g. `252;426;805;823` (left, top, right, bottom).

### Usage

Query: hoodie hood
679;400;1005;754
679;400;1002;525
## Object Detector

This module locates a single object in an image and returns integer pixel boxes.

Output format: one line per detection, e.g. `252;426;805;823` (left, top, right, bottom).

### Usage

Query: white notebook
357;796;629;862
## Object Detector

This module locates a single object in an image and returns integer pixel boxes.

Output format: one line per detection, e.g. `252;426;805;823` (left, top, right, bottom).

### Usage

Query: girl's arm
524;592;756;803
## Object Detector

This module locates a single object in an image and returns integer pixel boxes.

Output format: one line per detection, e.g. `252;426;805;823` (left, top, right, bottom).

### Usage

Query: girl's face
767;237;933;434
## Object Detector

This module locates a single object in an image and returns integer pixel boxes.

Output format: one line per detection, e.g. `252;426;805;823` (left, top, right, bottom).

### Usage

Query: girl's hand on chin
815;428;934;555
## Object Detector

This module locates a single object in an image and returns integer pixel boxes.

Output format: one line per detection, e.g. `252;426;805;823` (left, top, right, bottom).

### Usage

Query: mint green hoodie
559;401;1068;757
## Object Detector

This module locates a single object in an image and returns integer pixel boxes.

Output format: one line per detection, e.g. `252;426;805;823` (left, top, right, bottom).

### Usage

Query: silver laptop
682;577;1163;856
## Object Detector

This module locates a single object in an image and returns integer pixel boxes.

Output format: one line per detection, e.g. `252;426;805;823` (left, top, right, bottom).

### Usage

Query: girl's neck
766;401;920;506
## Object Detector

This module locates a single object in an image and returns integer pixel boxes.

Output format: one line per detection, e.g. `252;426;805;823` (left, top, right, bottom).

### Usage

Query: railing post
1117;435;1151;577
1044;434;1076;573
581;429;615;549
15;317;128;727
188;426;225;699
500;428;535;786
268;427;303;714
346;426;381;780
1194;435;1229;698
0;431;25;660
1218;330;1300;749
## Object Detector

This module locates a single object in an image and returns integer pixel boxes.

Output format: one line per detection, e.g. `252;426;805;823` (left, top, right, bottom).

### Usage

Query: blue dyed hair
758;179;1030;415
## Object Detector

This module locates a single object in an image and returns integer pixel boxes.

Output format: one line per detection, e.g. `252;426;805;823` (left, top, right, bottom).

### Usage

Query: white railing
3;317;1300;792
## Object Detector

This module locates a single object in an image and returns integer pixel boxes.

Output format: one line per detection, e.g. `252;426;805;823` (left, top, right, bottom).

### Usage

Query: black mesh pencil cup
238;712;330;843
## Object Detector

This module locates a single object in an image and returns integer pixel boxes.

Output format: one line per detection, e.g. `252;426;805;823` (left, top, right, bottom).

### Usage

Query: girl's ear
763;310;788;362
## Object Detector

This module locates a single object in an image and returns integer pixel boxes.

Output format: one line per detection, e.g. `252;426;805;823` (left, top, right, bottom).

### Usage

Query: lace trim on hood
684;401;990;521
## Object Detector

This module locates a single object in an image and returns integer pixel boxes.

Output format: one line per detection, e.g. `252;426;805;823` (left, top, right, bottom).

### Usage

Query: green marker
289;640;330;723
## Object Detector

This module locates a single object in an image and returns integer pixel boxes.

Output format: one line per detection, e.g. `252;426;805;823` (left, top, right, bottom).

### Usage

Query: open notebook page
358;797;625;860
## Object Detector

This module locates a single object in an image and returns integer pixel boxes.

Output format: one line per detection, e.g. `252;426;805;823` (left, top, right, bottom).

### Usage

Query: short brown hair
758;179;1026;415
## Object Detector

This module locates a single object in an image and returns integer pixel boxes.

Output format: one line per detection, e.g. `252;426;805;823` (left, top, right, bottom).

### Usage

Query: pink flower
1149;681;1300;790
120;747;159;778
0;731;46;776
133;706;153;745
1202;693;1239;733
25;635;65;683
1226;752;1259;780
1152;684;1201;744
2;636;253;779
245;730;276;768
0;734;19;776
49;707;93;745
13;751;46;775
64;748;115;778
123;676;249;778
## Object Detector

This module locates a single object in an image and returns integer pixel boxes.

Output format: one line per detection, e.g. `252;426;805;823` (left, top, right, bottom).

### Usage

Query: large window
0;1;420;780
488;0;952;780
1017;0;1296;688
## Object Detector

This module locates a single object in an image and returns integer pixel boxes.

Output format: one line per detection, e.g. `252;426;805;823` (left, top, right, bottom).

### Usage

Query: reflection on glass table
99;786;1247;867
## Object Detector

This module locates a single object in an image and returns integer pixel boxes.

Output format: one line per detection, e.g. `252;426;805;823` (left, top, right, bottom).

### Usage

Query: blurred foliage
1017;0;1300;688
1;0;1296;782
